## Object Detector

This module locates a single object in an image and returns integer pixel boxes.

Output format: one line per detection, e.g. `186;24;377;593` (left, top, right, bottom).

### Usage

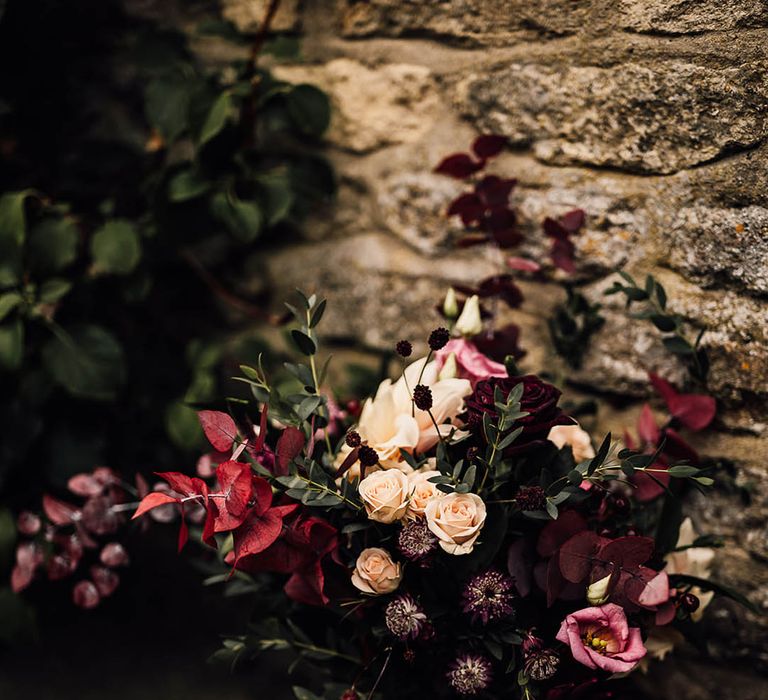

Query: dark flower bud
428;327;450;351
466;446;479;462
396;340;413;358
612;495;630;515
680;592;700;613
340;690;358;700
345;430;362;448
413;384;433;411
358;445;379;468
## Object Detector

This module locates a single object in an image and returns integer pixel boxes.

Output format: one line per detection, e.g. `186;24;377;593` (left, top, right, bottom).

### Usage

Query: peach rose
425;492;487;555
548;424;596;463
351;547;402;595
406;470;443;520
359;470;410;524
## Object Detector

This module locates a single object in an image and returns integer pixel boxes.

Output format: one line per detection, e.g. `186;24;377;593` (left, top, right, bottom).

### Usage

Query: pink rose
434;338;507;387
556;603;646;673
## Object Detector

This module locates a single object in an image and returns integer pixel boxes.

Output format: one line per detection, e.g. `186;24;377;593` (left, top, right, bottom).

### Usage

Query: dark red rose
465;375;574;454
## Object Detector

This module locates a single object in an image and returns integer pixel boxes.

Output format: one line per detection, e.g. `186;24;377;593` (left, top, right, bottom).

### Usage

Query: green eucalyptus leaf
145;77;191;143
168;168;210;202
290;330;316;356
199;92;233;146
0;292;22;322
663;336;694;355
210;191;263;243
27;217;79;273
38;278;72;304
0;319;24;371
90;220;142;275
286;84;330;136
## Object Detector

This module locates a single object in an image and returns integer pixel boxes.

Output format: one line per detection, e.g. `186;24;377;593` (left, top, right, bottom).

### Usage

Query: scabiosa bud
398;519;438;563
680;592;700;613
396;340;413;358
358;445;379;468
447;653;493;696
462;570;515;624
385;594;427;640
340;690;358;700
428;327;451;351
515;485;547;512
403;648;417;665
345;430;362;448
413;384;433;411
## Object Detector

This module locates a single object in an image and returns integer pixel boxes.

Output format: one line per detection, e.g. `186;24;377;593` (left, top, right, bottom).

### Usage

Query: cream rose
335;357;471;477
664;517;715;622
406;470;443;520
425;492;487;555
351;547;402;595
548;424;596;463
359;470;410;524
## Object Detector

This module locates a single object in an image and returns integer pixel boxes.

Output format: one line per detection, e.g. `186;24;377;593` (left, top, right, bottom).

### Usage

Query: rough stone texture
221;0;301;33
274;58;438;152
620;0;768;34
338;0;593;45
226;0;768;693
454;61;768;174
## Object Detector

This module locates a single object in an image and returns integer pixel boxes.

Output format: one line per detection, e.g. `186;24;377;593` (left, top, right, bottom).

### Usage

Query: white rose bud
351;548;402;595
438;352;458;380
443;287;459;319
454;295;483;337
548;424;596;463
425;492;487;555
406;470;443;519
586;574;612;605
359;470;410;524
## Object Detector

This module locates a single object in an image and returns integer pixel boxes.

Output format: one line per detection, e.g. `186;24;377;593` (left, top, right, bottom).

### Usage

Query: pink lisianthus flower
556;603;646;673
434;338;507;387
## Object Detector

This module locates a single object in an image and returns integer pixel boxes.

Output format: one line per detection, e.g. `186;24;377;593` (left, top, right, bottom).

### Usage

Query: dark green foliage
547;284;604;368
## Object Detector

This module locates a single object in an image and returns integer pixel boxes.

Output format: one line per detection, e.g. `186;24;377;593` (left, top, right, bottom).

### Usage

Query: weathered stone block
338;0;592;45
455;61;768;174
221;0;301;33
273;58;438;152
620;0;768;34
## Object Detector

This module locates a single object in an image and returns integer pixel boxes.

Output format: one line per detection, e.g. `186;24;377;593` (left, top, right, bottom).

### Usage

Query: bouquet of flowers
10;138;748;699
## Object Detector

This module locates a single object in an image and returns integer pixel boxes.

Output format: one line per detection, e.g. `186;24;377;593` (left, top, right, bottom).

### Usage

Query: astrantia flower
514;485;546;512
462;570;515;624
522;634;559;681
385;594;427;640
447;653;493;696
397;518;438;562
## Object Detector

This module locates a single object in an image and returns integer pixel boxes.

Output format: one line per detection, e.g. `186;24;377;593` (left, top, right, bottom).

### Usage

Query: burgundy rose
465;375;574;454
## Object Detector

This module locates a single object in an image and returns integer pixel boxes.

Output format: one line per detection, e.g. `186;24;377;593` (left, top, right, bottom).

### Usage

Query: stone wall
226;1;768;696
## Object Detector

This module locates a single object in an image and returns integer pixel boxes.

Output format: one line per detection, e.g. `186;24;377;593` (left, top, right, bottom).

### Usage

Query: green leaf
199;92;233;146
0;190;33;285
656;284;667;310
165;401;205;451
567;469;583;485
0;292;22;322
210;192;263;243
663;336;694;355
545;500;559;520
38;278;72;304
145;78;191;143
667;465;700;477
168;168;210;202
650;314;677;332
90;220;142;275
42;324;125;400
309;299;326;328
0;508;15;570
290;330;316;356
256;173;294;226
286;84;331;136
27;217;79;273
0;319;24;371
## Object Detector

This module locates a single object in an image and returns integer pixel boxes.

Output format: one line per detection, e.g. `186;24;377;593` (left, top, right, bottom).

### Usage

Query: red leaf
213;461;254;532
276;427;306;476
507;257;541;272
42;495;79;526
649;373;715;432
16;511;41;536
456;233;490;248
254;404;269;454
177;509;189;552
11;542;42;593
537;511;587;557
477;275;523;309
132;492;179;519
334;446;360;479
100;543;130;567
560;209;585;233
252;477;274;516
546;555;566;607
472;134;507;159
559;531;601;584
231;508;284;570
475;175;516;206
67;473;103;497
72;580;100;609
551;237;576;272
90;565;120;597
637;403;660;445
447;193;484;226
637;569;670;607
434;153;484;179
198;410;238;452
598;536;654;569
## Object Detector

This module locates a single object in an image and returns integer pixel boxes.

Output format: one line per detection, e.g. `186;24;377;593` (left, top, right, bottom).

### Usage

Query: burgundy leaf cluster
543;209;586;273
12;467;132;609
